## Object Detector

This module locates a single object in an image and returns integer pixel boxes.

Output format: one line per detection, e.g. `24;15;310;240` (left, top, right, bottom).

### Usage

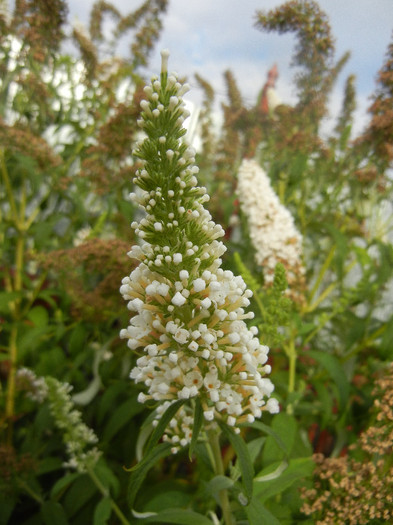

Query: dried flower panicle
120;51;278;453
11;0;68;62
41;238;133;322
256;0;335;125
215;70;243;183
301;364;393;524
358;364;393;456
0;444;35;490
89;0;168;68
72;20;98;80
0;118;61;169
237;158;305;303
359;33;393;166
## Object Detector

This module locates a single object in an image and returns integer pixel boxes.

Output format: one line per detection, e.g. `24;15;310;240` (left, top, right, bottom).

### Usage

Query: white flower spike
120;52;278;452
237;158;305;302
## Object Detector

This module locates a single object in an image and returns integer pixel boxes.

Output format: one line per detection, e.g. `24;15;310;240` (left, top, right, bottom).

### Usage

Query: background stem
88;467;131;525
207;429;236;525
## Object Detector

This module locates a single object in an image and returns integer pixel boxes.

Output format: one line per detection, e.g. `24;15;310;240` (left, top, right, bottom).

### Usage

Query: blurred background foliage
0;0;392;523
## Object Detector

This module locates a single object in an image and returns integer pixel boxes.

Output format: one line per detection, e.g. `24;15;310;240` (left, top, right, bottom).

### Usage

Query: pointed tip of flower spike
160;49;170;73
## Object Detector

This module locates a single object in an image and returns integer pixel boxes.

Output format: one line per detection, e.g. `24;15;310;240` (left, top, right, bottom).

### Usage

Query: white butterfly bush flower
16;367;48;403
16;368;100;471
120;51;278;453
237;158;305;299
45;377;101;472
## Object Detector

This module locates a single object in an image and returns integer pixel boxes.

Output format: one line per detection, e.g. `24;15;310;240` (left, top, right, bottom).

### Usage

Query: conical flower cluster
120;51;278;452
46;377;101;472
237;158;305;302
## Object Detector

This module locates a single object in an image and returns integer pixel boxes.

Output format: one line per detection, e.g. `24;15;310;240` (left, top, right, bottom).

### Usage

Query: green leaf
0;495;16;524
136;421;155;463
68;323;87;355
313;379;334;427
128;442;173;510
41;501;69;525
37;456;63;475
143;490;192;513
144;399;186;456
94;459;120;498
133;507;214;524
51;472;81;500
306;350;349;409
254;460;288;482
254;457;315;502
249;421;289;458
353;244;371;267
93;497;112;525
379;320;393;359
62;474;97;518
246;497;280;525
298;322;316;335
219;422;254;503
97;381;128;425
103;395;144;442
247;436;266;464
323;224;348;279
189;398;203;460
204;475;234;499
36;289;59;309
0;291;22;313
28;305;49;327
259;413;297;465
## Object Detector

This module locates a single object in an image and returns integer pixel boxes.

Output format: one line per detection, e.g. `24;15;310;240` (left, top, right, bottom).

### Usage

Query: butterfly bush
16;367;48;403
45;377;101;472
237;158;305;301
16;368;101;472
120;51;278;452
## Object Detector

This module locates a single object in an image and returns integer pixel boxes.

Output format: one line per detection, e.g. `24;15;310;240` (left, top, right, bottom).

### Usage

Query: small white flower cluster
45;377;101;472
237;158;305;298
120;51;278;453
16;367;48;403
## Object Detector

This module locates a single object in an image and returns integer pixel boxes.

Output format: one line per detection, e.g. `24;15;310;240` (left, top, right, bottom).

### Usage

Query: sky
67;0;393;137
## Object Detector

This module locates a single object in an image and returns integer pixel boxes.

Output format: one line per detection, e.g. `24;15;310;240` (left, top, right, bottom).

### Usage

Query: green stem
87;467;131;525
0;149;18;220
254;289;266;319
6;323;18;445
285;338;297;411
5;234;25;445
207;429;236;525
306;281;337;313
306;244;336;307
17;478;44;504
20;271;48;318
343;324;387;362
278;178;286;204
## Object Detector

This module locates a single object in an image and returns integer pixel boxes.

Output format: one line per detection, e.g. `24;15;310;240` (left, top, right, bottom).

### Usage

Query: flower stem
284;338;297;415
306;244;335;307
207;429;236;525
87;467;131;525
6;323;18;444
